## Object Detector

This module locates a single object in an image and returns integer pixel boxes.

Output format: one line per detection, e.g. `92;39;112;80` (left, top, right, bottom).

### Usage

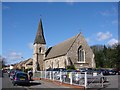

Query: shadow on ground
17;80;41;86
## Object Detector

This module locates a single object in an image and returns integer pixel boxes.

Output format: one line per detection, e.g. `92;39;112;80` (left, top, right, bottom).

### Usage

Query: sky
2;2;118;64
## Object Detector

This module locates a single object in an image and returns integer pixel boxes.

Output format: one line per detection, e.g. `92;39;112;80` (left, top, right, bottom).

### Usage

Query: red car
112;68;120;75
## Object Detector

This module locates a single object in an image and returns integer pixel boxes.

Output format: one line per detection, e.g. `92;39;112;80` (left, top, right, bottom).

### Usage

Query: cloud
3;51;23;64
66;0;75;4
107;38;118;46
112;20;118;24
8;51;22;60
47;0;54;2
47;0;75;4
97;31;112;41
0;55;6;61
99;7;117;17
28;42;33;50
2;5;10;10
100;11;111;16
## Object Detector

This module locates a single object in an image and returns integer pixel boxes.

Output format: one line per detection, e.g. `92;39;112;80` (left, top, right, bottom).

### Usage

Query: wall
67;34;96;69
44;55;67;70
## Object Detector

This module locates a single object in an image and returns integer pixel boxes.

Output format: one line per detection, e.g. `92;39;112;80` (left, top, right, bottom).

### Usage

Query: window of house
78;46;85;63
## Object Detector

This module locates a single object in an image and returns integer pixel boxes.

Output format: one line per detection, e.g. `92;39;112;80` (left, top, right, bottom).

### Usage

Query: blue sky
2;2;118;64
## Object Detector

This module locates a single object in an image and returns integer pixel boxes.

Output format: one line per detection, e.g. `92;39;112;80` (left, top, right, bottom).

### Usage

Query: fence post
50;71;51;80
40;71;42;78
70;72;72;85
101;77;103;88
60;71;62;82
85;72;87;88
45;71;46;79
53;71;54;81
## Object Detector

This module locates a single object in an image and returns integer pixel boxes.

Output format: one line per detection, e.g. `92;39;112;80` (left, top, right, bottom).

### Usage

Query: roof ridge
66;33;81;54
45;33;81;60
51;33;80;48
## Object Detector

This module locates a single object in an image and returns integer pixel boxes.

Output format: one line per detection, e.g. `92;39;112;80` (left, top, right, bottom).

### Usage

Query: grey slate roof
34;19;46;44
45;33;80;60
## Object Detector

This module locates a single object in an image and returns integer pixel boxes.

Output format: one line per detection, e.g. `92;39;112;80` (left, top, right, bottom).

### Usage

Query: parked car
118;70;120;75
7;69;10;74
73;73;107;83
111;68;120;75
9;70;16;79
2;69;7;73
46;68;66;72
108;69;117;75
9;70;20;80
79;68;87;73
96;69;109;75
12;72;29;86
79;68;95;74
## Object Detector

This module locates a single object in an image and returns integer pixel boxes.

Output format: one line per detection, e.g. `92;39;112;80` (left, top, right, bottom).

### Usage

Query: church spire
34;19;46;45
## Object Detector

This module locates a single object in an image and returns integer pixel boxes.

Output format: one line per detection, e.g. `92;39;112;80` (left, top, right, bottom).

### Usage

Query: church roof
34;19;46;44
45;33;81;60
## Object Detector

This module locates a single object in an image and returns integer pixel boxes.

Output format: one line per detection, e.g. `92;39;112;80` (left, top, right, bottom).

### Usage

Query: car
9;70;20;80
79;68;87;73
12;72;29;86
118;70;120;75
108;69;117;75
79;68;95;74
53;68;66;72
9;70;16;79
46;68;54;71
96;69;109;75
2;69;7;73
7;69;10;74
73;73;107;83
112;68;120;75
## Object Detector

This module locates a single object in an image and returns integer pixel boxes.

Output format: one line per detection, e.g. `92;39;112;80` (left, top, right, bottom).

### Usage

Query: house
15;61;24;69
33;19;96;73
14;58;33;70
24;58;33;69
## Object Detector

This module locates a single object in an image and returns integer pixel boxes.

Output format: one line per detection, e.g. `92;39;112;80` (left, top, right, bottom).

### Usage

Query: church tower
33;19;46;73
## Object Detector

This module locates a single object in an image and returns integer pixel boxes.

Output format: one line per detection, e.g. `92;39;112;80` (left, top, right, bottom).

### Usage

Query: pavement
33;78;85;89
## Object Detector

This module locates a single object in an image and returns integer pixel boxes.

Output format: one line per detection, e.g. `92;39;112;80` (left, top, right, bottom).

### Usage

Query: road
105;75;119;88
2;72;70;89
0;70;2;90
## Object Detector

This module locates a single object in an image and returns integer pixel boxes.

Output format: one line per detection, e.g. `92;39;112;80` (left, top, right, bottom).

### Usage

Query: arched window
39;47;41;53
52;62;53;69
78;46;85;63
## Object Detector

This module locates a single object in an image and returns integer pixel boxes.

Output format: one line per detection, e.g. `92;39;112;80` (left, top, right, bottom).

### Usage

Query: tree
91;45;105;68
112;44;120;69
91;44;120;69
0;55;7;69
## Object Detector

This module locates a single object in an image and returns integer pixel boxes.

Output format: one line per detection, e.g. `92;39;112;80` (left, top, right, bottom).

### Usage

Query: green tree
91;44;120;69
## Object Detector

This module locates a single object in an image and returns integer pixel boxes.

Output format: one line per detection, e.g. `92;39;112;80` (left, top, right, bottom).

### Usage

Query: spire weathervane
40;14;42;19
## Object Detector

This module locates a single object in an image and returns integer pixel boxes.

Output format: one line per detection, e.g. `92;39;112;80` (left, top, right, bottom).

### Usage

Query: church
33;19;96;73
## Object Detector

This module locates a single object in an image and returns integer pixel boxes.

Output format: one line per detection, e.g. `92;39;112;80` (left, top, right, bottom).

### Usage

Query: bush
25;68;32;73
67;65;76;70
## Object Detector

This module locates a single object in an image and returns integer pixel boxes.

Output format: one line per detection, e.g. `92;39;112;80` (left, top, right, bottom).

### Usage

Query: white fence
34;71;105;88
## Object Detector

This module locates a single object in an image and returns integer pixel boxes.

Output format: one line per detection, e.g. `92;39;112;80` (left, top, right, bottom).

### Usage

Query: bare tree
0;55;6;68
